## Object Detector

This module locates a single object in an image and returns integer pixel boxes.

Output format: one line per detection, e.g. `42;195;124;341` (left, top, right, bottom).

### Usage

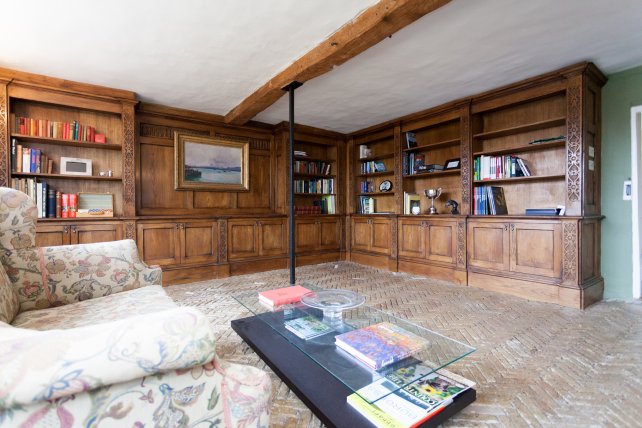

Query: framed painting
174;133;249;191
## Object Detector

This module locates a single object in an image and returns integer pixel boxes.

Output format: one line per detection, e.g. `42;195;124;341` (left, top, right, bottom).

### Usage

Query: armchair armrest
1;239;162;312
0;307;216;409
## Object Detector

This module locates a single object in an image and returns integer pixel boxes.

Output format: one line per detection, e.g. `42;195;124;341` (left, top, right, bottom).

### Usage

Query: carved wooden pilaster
139;123;209;139
566;79;583;216
219;219;228;262
390;216;398;259
124;221;136;241
0;81;8;187
122;102;136;217
393;126;403;213
457;220;466;268
459;108;471;212
562;221;578;285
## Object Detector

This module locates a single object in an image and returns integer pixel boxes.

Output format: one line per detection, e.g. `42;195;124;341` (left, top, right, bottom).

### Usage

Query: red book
258;285;311;307
69;194;77;218
61;194;69;218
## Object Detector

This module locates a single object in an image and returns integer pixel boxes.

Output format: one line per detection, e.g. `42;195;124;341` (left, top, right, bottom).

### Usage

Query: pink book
258;285;311;307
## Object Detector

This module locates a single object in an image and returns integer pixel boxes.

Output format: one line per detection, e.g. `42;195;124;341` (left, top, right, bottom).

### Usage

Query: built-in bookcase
293;139;338;215
401;117;462;215
471;92;567;216
353;129;396;214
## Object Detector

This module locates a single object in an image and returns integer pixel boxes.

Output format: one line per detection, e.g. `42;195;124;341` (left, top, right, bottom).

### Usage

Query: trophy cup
424;188;443;215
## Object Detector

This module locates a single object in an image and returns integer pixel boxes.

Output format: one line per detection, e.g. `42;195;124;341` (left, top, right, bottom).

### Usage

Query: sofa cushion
0;267;19;324
0;188;37;252
12;285;177;330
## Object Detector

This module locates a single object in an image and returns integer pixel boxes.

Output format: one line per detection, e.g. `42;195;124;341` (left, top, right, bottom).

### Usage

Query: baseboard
398;260;467;285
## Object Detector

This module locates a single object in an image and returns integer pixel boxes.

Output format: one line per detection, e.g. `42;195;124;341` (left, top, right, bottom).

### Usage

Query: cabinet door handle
511;224;515;231
63;226;70;234
180;223;185;229
175;223;180;229
71;226;77;234
504;224;508;231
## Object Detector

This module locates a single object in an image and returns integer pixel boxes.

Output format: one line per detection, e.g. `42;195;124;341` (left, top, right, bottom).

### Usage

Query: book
403;192;421;215
525;208;560;216
258;285;311;307
284;315;333;340
486;186;507;215
335;322;429;370
347;370;470;428
69;193;77;218
412;154;425;173
405;132;417;149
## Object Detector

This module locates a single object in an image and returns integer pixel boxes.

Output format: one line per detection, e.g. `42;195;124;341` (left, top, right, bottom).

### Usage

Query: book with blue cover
335;322;429;370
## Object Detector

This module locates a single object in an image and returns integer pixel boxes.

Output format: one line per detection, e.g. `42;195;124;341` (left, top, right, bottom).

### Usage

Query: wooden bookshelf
10;134;122;150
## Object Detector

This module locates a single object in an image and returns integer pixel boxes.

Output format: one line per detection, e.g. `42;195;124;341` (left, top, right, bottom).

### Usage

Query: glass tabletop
233;283;475;404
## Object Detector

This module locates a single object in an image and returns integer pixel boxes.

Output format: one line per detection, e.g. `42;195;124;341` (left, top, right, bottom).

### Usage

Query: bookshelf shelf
10;134;122;151
356;171;394;177
294;155;334;163
294;193;336;196
294;173;336;179
403;138;460;152
473;117;566;140
403;169;460;179
358;153;395;161
357;192;395;196
473;140;565;157
473;174;565;184
11;172;122;181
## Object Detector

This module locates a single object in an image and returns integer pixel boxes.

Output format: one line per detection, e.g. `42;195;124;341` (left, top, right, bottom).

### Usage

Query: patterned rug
165;262;642;427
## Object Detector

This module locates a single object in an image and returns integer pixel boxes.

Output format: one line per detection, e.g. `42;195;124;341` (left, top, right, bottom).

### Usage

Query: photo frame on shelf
443;158;461;170
77;193;114;218
174;133;249;191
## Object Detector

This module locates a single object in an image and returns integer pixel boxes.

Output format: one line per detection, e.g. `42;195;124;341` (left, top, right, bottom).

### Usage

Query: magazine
284;315;333;340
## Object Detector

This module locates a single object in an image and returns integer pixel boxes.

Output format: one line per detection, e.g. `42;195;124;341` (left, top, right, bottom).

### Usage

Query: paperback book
335;322;429;370
258;285;311;308
284;315;333;340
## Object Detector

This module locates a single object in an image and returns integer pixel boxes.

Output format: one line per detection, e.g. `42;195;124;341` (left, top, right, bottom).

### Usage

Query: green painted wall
601;65;642;300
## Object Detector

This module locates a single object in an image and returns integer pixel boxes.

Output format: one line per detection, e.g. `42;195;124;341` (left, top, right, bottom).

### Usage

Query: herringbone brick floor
165;262;642;427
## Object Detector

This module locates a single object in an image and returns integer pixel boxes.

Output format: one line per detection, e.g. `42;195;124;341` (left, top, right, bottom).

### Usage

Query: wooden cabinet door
467;220;510;271
295;218;320;252
36;224;71;247
510;221;562;279
318;218;341;251
351;218;371;252
137;222;181;266
259;219;287;257
370;218;391;256
181;221;218;265
398;219;425;259
425;220;457;265
227;220;259;260
72;223;123;245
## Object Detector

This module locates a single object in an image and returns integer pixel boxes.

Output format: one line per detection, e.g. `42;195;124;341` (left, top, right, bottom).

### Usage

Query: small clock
379;180;392;192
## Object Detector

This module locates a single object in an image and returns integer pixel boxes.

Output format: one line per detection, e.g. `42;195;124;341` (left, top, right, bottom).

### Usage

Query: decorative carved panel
0;83;7;187
460;113;470;207
390;217;398;258
562;222;578;283
216;133;270;151
393;127;402;213
122;103;136;216
457;221;466;267
124;221;136;240
566;85;582;203
139;123;209;139
219;219;228;262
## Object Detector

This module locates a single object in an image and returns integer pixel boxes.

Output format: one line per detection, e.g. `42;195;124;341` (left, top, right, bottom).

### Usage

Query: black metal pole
284;81;303;285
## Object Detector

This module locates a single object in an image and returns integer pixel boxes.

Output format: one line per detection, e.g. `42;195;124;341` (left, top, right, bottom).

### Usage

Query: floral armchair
0;187;271;427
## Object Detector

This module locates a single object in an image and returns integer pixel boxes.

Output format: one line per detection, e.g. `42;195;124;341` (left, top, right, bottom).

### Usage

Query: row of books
294;178;334;194
360;180;375;194
11;140;54;174
294;160;332;176
473;186;508;215
361;161;386;174
358;196;375;214
405;131;417;149
402;153;425;175
473;154;531;181
10;179;78;218
403;192;421;215
12;115;105;142
294;195;336;215
358;145;373;159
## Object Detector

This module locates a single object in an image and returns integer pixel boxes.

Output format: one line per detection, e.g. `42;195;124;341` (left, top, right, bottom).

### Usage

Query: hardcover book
284;315;333;340
335;322;429;370
258;285;311;307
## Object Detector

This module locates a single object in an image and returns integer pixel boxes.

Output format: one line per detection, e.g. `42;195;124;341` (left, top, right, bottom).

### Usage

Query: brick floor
165;262;642;427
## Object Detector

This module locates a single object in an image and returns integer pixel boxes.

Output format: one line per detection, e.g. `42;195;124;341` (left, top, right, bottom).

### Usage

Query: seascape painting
175;133;249;191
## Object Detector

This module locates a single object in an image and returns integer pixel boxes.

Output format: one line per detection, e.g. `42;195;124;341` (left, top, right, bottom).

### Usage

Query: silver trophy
424;188;443;215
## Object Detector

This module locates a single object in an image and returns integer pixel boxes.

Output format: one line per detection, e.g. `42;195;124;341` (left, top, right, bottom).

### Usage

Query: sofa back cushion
0;267;19;323
0;187;37;252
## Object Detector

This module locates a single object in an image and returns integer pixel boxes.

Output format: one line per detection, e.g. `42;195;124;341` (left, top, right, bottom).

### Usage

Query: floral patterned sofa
0;187;271;427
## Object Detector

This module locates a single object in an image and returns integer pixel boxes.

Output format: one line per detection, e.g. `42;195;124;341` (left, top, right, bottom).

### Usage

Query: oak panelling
137;222;181;266
398;219;425;259
351;218;371;252
295;218;320;252
139;143;189;210
73;223;123;245
319;218;341;251
426;223;456;264
259;219;287;257
371;218;391;256
467;220;510;271
7;84;124;114
581;220;598;281
237;153;271;209
227;220;258;260
36;224;70;246
510;222;561;279
182;221;218;265
192;191;233;209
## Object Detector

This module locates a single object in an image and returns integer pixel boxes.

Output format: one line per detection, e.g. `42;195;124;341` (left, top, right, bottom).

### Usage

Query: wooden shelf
358;153;395;161
357;192;395;196
403;138;460;152
11;134;122;150
11;172;122;181
294;156;335;163
36;217;122;222
473;117;566;140
294;173;335;179
473;174;565;184
357;171;394;177
403;169;461;179
294;193;336;196
473;140;565;157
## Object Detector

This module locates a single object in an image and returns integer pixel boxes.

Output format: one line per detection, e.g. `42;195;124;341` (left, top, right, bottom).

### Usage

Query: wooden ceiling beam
224;0;451;125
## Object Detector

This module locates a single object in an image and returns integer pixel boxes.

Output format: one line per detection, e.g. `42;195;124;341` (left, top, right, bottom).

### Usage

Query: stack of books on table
347;363;473;428
257;285;310;309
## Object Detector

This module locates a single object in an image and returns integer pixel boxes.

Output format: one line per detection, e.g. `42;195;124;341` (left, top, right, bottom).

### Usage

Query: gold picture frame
174;133;249;191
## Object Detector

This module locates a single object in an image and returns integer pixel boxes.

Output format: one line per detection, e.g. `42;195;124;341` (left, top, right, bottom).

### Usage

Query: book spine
69;193;77;218
47;189;56;218
56;192;62;218
61;193;69;218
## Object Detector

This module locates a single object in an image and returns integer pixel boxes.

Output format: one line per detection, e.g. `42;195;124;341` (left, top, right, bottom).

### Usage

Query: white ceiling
1;0;642;133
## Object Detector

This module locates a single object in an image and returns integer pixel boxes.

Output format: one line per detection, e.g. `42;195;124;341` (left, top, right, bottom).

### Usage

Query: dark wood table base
232;315;476;428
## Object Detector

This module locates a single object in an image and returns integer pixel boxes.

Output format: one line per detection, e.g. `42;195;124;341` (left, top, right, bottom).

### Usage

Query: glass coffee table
231;284;476;427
